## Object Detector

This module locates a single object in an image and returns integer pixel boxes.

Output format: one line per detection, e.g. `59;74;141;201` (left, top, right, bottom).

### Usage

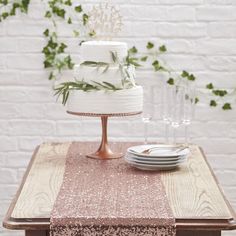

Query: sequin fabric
50;142;176;236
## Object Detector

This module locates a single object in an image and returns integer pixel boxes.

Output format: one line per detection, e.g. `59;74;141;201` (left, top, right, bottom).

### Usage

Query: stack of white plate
125;144;190;171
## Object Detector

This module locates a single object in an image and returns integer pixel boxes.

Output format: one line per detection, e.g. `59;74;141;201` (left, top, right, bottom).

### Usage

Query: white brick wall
0;0;236;235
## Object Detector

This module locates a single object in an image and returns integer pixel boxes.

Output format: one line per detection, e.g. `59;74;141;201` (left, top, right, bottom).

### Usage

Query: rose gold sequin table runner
50;142;176;236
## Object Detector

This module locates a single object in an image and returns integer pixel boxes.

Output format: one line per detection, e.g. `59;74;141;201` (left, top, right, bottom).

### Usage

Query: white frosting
81;41;128;63
74;64;135;87
67;86;143;114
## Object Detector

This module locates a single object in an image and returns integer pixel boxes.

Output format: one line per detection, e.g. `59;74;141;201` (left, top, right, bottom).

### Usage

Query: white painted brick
0;168;18;184
159;0;203;4
8;120;55;136
121;5;167;21
193;72;236;88
122;21;157;37
207;155;236;170
0;87;54;103
196;7;236;21
155;23;207;38
193;138;236;155
161;54;207;70
18;71;51;86
0;55;5;69
0;184;18;200
17;38;46;53
17;168;27;180
56;121;82;136
214;170;236;187
18;137;43;151
208;22;236;38
0;70;18;85
205;0;236;5
27;3;48;20
0;137;18;152
207;56;236;72
0;38;18;53
6;54;44;70
3;152;31;167
166;7;196;21
194;39;236;56
6;20;50;36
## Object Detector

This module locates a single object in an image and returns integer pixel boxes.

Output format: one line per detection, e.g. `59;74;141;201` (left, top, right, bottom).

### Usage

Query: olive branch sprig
54;80;127;105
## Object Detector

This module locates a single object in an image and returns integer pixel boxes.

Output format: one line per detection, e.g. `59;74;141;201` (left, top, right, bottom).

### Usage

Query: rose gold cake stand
67;111;141;160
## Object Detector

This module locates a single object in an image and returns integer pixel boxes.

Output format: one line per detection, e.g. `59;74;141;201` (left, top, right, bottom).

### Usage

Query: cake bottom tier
67;86;143;115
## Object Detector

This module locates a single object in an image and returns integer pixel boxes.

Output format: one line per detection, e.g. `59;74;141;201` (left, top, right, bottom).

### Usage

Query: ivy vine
0;0;234;110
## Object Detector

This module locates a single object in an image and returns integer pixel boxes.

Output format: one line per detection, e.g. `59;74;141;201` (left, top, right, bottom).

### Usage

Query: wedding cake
67;41;143;115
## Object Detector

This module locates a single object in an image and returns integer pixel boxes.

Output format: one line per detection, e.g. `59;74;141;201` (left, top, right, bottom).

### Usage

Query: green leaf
102;82;117;90
64;0;72;6
111;51;118;63
45;11;52;18
222;103;232;110
159;45;167;52
195;97;199;104
152;60;163;71
146;42;154;49
21;0;30;13
128;46;138;54
83;13;89;25
140;56;148;62
212;90;227;97
167;78;175;85
73;30;80;37
43;29;49;37
75;5;82;13
206;83;214;90
181;70;189;78
48;72;55;80
210;100;217;107
2;12;9;19
89;30;96;37
67;17;72;24
188;74;196;81
58;43;67;53
44;60;53;68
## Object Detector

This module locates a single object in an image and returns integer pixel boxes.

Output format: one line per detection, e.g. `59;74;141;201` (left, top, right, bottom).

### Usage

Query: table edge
2;143;236;231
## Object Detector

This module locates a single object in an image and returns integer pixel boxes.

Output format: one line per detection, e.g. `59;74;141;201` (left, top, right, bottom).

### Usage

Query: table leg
177;230;221;236
25;230;49;236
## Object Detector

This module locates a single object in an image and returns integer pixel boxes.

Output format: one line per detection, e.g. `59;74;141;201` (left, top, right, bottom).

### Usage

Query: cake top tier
81;41;128;64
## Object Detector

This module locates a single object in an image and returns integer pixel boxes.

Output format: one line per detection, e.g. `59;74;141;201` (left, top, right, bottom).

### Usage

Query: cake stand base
86;116;123;160
67;111;141;160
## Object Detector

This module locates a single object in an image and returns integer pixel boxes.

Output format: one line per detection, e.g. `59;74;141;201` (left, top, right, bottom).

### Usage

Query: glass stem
165;123;169;144
173;127;177;145
184;125;188;145
144;122;148;144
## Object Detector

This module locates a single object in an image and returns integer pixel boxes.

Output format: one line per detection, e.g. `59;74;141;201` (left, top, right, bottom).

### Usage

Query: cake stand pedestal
67;111;141;160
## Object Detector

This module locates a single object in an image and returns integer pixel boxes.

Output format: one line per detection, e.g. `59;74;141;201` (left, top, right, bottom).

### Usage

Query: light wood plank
161;146;232;219
12;142;71;219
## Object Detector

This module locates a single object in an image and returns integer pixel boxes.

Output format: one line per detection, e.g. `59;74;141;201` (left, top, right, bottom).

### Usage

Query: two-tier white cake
67;41;143;115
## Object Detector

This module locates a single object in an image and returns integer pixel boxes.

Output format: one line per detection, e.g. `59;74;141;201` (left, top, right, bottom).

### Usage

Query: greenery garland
0;0;234;110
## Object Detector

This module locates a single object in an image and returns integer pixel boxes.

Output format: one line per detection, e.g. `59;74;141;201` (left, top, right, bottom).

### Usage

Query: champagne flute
183;85;196;145
170;85;185;144
160;83;173;143
142;102;153;144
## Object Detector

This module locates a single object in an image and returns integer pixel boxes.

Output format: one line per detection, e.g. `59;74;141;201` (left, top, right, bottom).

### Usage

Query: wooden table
3;142;236;236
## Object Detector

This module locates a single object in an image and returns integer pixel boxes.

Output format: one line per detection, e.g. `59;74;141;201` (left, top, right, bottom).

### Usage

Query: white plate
125;160;184;171
125;155;187;165
126;152;187;161
127;144;190;157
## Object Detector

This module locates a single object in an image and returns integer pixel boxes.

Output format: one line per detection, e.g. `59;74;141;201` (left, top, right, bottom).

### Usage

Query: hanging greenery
0;0;234;110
